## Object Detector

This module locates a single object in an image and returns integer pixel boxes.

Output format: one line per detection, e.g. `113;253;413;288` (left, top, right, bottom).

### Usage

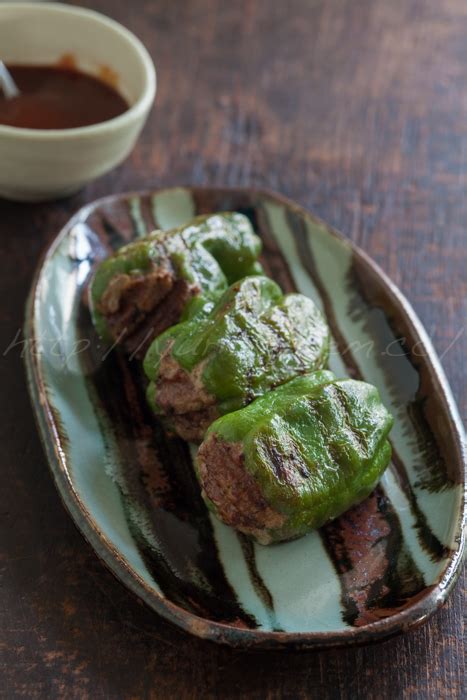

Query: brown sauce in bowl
0;65;129;129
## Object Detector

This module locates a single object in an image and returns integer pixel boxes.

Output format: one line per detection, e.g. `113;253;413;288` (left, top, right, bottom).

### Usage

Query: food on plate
89;206;394;546
144;275;331;442
196;372;394;544
88;213;262;357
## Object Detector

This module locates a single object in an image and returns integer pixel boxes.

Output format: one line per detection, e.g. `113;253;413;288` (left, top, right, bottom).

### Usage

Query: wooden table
1;1;465;697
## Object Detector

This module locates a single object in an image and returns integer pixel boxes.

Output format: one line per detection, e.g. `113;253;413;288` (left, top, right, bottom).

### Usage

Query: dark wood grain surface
1;0;465;697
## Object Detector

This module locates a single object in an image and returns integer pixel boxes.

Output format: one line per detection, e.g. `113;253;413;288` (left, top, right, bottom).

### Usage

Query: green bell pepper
144;276;331;441
196;372;393;544
88;212;262;356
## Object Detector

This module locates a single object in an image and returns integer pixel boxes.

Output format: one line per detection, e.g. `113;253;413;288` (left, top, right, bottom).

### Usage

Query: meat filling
197;434;285;544
154;343;218;442
97;265;199;358
168;406;220;443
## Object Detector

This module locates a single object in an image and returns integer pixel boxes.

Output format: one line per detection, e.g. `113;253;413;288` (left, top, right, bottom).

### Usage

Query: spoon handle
0;61;20;99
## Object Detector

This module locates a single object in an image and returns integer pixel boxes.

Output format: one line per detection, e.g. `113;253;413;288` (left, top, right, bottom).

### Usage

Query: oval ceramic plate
25;187;465;649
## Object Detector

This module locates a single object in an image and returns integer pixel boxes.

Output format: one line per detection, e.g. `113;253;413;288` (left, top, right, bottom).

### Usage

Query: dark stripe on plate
320;487;426;627
390;451;450;560
284;210;449;562
348;261;457;491
139;194;159;235
255;206;298;294
284;209;360;376
97;214;130;249
238;534;282;630
76;296;257;627
406;400;452;493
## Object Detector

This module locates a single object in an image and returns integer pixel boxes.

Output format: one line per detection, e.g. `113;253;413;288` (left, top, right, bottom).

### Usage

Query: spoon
0;61;20;99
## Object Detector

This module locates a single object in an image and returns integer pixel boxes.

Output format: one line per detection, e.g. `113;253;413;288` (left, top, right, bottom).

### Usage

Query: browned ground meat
156;345;214;413
152;341;219;441
97;264;199;358
197;434;285;544
168;406;220;443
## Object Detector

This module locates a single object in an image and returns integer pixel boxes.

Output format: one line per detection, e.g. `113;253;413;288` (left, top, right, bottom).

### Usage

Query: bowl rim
24;186;466;650
0;2;156;140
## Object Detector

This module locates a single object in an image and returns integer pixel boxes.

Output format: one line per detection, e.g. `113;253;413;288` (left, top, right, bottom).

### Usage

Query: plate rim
24;185;466;650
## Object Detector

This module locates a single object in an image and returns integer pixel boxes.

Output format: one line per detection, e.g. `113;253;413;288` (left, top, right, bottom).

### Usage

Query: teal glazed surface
24;187;466;649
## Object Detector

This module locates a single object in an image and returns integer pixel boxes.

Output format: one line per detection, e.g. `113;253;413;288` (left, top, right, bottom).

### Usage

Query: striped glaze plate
25;187;465;649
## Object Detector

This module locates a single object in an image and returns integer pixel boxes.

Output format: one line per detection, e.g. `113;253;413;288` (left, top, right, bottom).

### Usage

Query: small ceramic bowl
0;3;156;202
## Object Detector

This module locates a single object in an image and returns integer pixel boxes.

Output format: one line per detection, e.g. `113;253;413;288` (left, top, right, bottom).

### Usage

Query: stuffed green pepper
88;212;262;357
144;275;331;441
196;372;393;544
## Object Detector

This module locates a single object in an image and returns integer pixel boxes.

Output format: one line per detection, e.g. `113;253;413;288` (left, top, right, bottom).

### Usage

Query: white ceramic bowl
0;2;156;201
